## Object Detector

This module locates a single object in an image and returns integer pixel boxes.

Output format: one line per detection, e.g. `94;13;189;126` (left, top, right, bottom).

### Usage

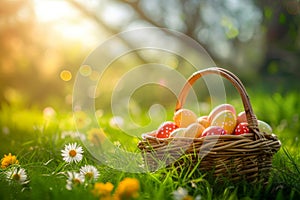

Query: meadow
0;90;300;200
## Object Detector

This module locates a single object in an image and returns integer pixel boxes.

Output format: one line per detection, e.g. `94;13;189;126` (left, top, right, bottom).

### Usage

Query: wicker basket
138;67;281;184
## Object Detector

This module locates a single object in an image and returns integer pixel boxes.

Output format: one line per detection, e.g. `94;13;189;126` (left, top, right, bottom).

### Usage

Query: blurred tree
1;0;299;109
67;0;300;88
255;0;300;91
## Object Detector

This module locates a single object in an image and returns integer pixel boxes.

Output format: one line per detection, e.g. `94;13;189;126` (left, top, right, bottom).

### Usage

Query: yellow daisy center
69;150;77;157
72;178;81;185
12;173;21;181
85;172;94;179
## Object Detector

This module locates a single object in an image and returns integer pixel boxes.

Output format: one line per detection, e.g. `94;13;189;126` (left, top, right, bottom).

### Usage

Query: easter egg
156;121;178;138
197;116;210;128
208;104;236;122
201;126;227;137
211;110;237;134
170;128;186;138
173;108;198;128
184;123;205;138
234;122;250;135
258;120;273;134
237;111;247;124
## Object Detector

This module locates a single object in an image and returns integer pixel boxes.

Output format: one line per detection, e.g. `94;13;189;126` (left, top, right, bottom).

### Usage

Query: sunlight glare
34;0;75;22
33;0;100;46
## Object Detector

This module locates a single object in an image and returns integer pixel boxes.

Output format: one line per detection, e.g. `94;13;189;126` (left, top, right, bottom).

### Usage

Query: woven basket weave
138;67;281;184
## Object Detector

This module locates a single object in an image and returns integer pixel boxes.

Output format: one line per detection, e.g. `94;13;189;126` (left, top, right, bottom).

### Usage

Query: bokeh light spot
43;106;56;119
89;70;100;81
80;65;92;77
60;70;72;81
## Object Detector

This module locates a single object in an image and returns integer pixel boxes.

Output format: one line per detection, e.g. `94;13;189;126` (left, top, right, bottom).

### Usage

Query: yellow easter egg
208;104;236;122
211;110;237;134
173;108;198;128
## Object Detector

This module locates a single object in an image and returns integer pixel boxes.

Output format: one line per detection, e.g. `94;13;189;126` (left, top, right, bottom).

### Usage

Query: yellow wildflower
1;153;19;169
114;178;140;200
87;128;106;146
92;182;114;200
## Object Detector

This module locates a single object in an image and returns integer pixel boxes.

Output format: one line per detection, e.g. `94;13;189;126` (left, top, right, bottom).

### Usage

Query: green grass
1;90;300;200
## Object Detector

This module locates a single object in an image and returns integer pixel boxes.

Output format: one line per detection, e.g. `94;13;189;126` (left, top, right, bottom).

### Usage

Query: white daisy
66;171;85;190
79;165;99;181
172;187;189;200
61;143;84;163
5;167;29;185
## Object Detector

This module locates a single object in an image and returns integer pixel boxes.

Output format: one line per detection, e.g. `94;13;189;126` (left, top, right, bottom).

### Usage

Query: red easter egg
234;122;249;135
201;126;227;137
156;121;178;138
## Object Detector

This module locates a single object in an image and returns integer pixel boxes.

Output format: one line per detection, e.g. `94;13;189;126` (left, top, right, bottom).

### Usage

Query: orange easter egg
197;116;210;128
173;108;198;128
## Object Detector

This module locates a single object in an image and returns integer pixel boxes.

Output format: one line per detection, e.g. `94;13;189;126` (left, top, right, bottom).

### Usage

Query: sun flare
33;0;101;46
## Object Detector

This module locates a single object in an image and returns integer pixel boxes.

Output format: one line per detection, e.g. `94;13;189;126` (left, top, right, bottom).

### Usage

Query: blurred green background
0;0;299;111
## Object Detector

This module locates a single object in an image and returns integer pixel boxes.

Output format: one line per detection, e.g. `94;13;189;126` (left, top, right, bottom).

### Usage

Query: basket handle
175;67;261;137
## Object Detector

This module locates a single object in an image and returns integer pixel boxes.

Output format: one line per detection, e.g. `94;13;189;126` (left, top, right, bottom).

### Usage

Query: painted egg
173;108;198;128
234;122;249;135
197;116;210;128
237;111;247;124
211;110;237;134
156;121;178;138
201;126;227;137
208;104;236;122
184;123;205;138
258;120;273;134
170;128;186;138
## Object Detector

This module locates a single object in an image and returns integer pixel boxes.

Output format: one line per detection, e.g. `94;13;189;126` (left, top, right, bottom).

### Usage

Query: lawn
0;90;300;200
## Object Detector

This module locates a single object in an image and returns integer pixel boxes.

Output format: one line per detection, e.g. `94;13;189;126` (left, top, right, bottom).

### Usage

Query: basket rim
140;130;279;142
